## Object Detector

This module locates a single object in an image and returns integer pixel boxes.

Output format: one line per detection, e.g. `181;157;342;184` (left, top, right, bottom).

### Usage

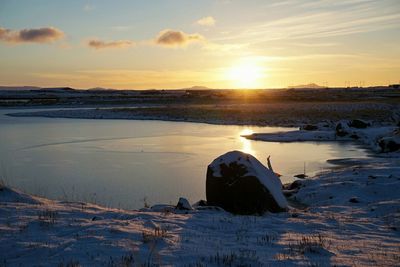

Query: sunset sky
0;0;399;89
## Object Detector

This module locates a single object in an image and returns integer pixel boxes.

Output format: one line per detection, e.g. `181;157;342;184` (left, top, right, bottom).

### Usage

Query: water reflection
0;110;369;209
239;128;255;155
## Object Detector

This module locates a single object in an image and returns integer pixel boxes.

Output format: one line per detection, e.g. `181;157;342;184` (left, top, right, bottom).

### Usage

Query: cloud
196;16;216;26
0;26;64;44
87;39;134;49
155;29;204;47
215;1;400;44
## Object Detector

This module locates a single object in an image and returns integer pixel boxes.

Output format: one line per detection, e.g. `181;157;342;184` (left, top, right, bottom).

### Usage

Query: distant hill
41;87;76;91
0;86;41;91
184;86;212;90
87;87;116;91
288;83;326;89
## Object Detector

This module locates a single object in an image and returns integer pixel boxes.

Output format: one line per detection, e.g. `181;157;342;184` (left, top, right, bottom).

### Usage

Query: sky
0;0;399;89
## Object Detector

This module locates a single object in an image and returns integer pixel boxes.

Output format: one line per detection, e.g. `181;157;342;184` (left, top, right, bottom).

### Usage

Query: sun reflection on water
239;128;256;156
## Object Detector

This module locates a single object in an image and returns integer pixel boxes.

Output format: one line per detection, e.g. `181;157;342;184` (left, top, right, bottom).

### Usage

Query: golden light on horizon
225;59;266;89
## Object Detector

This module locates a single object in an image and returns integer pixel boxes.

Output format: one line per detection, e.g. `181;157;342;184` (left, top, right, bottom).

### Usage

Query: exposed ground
7;102;399;127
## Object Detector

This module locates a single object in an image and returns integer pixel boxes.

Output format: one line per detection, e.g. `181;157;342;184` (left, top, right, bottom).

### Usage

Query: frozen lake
0;109;369;209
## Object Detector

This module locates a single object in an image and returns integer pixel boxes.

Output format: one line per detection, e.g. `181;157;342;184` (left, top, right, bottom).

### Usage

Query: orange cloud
87;39;134;49
155;29;204;47
0;26;64;44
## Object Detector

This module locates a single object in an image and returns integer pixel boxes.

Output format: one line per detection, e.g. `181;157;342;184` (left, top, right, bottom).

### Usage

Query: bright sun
225;60;266;89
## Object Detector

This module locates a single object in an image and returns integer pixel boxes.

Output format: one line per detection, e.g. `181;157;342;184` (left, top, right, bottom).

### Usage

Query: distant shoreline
6;101;398;128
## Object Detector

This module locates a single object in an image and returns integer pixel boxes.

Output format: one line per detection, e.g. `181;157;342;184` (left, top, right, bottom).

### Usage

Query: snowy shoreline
2;109;400;265
1;153;399;266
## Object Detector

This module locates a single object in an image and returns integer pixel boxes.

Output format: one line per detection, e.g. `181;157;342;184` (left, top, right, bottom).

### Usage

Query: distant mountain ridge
288;83;326;89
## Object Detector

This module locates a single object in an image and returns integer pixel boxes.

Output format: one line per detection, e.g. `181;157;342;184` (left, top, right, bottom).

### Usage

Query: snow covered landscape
1;111;400;266
1;153;399;266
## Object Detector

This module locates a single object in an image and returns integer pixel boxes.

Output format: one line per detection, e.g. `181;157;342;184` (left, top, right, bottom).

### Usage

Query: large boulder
206;151;288;214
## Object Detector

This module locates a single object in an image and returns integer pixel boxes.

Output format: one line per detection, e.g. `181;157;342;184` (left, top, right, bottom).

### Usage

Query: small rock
294;174;308;179
348;119;370;129
350;134;359;140
349;197;360;203
301;124;318;131
176;197;192;210
335;121;350;137
285;180;305;190
193;200;207;207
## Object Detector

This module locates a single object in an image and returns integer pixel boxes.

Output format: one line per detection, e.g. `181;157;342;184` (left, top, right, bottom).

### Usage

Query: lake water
0;109;369;209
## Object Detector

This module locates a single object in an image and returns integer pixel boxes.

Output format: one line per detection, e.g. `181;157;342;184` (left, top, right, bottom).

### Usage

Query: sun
225;60;266;89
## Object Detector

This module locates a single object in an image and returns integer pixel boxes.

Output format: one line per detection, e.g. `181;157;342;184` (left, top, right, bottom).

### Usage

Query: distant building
389;84;400;89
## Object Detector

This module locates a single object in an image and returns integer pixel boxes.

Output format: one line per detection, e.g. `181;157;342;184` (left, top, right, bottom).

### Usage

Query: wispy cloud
155;29;204;47
196;16;216;26
0;26;64;44
216;1;400;44
87;39;134;50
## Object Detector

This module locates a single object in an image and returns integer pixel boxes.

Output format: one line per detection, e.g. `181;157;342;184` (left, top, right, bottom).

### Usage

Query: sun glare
239;128;255;155
225;60;266;89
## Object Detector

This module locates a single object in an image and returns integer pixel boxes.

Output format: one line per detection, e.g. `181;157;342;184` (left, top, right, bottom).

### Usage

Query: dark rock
193;200;208;207
206;151;287;215
335;122;349;137
379;136;400;153
294;174;308;179
348;119;370;129
284;180;305;191
349;197;360;203
302;124;318;131
349;134;359;140
176;197;192;210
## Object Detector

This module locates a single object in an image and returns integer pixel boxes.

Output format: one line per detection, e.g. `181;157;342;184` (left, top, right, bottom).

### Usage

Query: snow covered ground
1;153;399;266
245;122;399;153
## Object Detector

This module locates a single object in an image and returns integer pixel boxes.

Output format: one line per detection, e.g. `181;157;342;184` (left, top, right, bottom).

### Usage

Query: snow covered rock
336;120;371;138
206;151;288;214
176;197;192;210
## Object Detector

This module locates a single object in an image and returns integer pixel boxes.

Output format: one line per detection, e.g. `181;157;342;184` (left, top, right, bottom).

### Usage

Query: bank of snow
245;122;399;153
1;153;400;266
